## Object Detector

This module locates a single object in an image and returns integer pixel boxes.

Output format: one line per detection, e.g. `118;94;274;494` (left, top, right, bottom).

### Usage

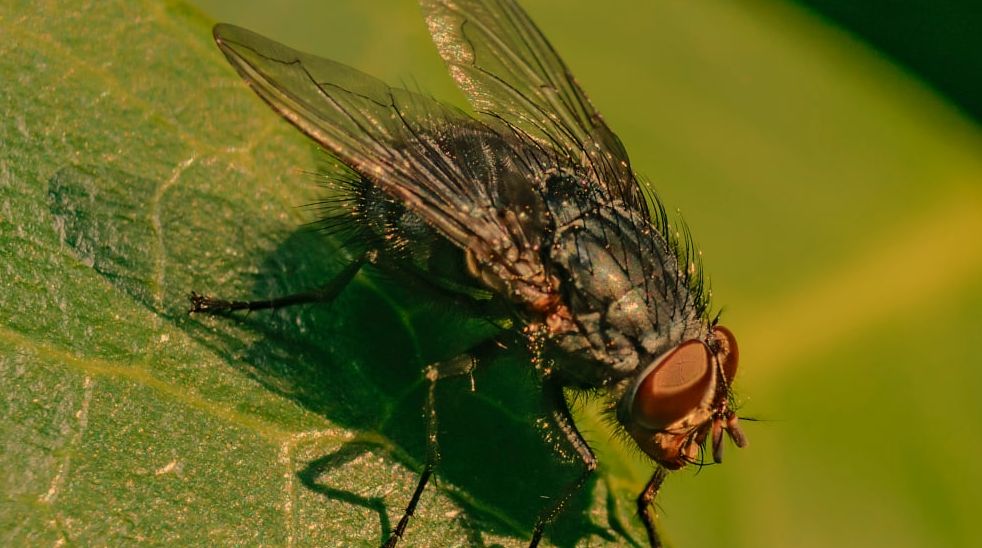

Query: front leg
637;468;669;547
529;377;598;547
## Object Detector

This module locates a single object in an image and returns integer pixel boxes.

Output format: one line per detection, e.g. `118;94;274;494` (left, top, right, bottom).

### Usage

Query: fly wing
420;0;647;211
214;24;554;303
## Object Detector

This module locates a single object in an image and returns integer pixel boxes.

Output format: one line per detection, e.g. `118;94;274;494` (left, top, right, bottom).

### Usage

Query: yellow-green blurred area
3;0;981;547
189;0;982;546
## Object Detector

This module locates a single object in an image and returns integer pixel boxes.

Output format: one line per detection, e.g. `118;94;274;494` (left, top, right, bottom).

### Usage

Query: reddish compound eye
631;340;714;430
711;325;739;384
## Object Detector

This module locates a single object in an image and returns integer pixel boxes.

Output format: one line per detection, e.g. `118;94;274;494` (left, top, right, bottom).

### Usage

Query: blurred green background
2;0;980;547
792;0;982;123
188;0;982;546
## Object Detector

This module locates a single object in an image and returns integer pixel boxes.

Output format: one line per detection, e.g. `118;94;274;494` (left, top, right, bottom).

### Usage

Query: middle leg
528;377;598;548
382;352;480;548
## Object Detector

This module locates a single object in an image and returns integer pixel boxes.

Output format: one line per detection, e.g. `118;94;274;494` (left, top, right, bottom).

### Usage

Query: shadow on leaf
46;163;634;547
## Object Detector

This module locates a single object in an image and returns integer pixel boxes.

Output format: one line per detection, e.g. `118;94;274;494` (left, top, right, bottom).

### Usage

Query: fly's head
617;325;746;469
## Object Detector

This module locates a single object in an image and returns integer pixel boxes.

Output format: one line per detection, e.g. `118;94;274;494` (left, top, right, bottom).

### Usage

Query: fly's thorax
541;173;703;385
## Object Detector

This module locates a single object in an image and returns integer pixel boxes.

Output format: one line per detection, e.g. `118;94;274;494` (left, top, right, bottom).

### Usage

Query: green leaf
5;1;982;547
0;2;638;546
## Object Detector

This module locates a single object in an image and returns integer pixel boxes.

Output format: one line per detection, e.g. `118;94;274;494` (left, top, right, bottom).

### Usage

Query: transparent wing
213;24;554;303
421;0;646;210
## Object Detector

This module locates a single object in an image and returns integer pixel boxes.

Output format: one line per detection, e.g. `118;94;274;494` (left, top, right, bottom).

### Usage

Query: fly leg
529;377;598;548
187;255;366;314
383;352;479;548
636;468;669;547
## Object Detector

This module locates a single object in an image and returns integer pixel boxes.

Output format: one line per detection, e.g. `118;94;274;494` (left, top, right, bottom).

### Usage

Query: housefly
193;0;747;546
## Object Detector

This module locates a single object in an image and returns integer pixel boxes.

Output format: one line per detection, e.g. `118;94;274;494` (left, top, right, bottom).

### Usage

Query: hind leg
527;377;598;547
188;255;366;314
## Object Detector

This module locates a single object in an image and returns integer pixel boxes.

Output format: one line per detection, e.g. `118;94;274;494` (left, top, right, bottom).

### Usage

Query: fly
192;1;747;546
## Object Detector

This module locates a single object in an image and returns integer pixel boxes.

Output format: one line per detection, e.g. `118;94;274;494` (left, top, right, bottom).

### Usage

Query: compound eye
711;325;739;384
632;340;714;430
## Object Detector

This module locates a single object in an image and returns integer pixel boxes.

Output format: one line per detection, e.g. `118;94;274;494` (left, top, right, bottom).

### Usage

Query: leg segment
188;256;365;314
383;468;433;548
382;353;478;548
636;468;668;548
529;378;598;548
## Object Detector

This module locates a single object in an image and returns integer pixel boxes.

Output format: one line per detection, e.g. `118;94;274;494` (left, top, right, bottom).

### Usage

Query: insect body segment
208;1;746;545
542;173;704;385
